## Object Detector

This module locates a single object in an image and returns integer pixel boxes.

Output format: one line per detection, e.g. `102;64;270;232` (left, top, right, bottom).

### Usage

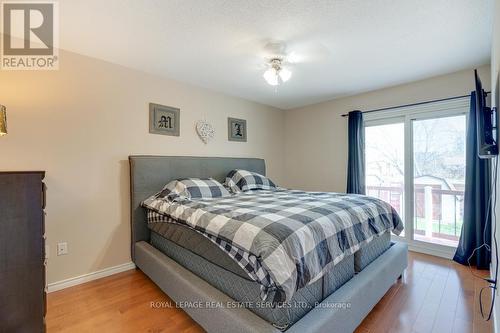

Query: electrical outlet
57;242;68;256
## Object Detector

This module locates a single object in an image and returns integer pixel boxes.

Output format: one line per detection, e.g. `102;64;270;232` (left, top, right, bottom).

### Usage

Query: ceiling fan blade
233;38;281;56
233;37;331;71
285;40;331;63
261;40;287;58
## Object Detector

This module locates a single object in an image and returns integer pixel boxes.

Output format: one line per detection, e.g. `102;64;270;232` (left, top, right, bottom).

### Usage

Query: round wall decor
196;120;215;144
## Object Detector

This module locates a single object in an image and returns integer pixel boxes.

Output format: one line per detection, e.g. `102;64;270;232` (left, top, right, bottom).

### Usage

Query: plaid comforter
142;189;403;302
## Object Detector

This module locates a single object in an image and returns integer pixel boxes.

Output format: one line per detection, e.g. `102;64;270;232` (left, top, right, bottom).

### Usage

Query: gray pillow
157;178;231;201
225;169;277;192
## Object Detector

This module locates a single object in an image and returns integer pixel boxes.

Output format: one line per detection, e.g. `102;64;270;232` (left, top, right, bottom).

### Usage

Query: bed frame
129;155;408;333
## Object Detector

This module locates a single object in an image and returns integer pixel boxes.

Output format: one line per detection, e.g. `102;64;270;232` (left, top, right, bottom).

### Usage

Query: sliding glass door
365;121;405;235
364;99;468;255
412;115;466;247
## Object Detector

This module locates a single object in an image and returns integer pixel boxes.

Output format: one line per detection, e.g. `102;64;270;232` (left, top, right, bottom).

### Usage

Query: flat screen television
475;69;498;158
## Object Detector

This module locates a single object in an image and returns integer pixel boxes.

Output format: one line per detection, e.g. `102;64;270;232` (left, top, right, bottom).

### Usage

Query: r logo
3;3;54;55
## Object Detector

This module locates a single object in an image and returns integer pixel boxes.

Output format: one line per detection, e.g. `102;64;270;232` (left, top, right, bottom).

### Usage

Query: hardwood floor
47;251;493;333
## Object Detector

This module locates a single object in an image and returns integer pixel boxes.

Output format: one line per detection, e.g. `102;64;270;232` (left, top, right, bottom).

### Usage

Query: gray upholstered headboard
129;155;266;261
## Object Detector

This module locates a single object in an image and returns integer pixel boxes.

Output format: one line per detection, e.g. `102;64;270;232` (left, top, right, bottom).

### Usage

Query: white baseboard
391;235;455;259
47;262;136;293
406;242;455;259
495;305;499;333
493;262;500;333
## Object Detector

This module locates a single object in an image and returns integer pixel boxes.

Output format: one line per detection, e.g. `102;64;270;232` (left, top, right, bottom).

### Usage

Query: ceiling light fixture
263;58;291;86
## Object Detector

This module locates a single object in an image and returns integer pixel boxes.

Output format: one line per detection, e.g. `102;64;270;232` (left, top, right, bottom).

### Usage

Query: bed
129;155;408;333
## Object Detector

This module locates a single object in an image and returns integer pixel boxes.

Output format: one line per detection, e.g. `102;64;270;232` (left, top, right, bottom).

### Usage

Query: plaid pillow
225;169;277;192
157;178;230;201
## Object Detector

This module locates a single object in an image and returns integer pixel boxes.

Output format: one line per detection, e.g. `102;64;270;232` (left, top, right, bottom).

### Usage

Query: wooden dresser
0;171;46;332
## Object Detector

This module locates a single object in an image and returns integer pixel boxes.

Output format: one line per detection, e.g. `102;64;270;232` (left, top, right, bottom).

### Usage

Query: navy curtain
453;92;491;269
346;110;366;194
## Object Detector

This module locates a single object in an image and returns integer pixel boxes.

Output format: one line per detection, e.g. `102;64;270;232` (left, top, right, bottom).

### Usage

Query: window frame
364;97;469;258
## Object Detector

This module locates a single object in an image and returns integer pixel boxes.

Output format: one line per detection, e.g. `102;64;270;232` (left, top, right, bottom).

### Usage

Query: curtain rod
340;91;491;117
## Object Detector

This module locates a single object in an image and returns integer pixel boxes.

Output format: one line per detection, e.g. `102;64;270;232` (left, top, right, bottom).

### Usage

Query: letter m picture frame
149;103;180;136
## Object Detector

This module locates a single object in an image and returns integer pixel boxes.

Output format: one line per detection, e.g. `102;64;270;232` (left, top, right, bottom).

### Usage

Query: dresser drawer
0;171;46;333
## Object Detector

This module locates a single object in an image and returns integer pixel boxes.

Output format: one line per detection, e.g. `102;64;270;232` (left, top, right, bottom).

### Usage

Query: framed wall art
149;103;180;136
228;117;247;142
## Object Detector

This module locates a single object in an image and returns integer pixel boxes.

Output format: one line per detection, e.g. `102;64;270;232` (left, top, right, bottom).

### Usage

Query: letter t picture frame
228;117;247;142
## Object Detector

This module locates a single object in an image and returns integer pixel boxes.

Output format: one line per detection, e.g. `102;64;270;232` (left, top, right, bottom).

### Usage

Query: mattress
149;230;354;330
148;221;248;279
354;231;392;272
149;221;392;276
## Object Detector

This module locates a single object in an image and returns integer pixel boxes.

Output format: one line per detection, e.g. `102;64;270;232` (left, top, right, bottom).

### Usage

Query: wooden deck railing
366;185;464;240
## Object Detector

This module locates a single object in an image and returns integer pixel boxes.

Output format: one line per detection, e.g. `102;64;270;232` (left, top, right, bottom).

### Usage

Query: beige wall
491;0;500;330
493;0;500;109
284;65;491;192
0;50;285;284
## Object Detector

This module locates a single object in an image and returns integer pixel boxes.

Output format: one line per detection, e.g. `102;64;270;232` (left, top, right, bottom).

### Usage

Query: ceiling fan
259;40;330;86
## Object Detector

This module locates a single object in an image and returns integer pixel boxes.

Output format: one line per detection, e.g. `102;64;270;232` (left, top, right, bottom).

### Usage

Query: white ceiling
60;0;493;109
